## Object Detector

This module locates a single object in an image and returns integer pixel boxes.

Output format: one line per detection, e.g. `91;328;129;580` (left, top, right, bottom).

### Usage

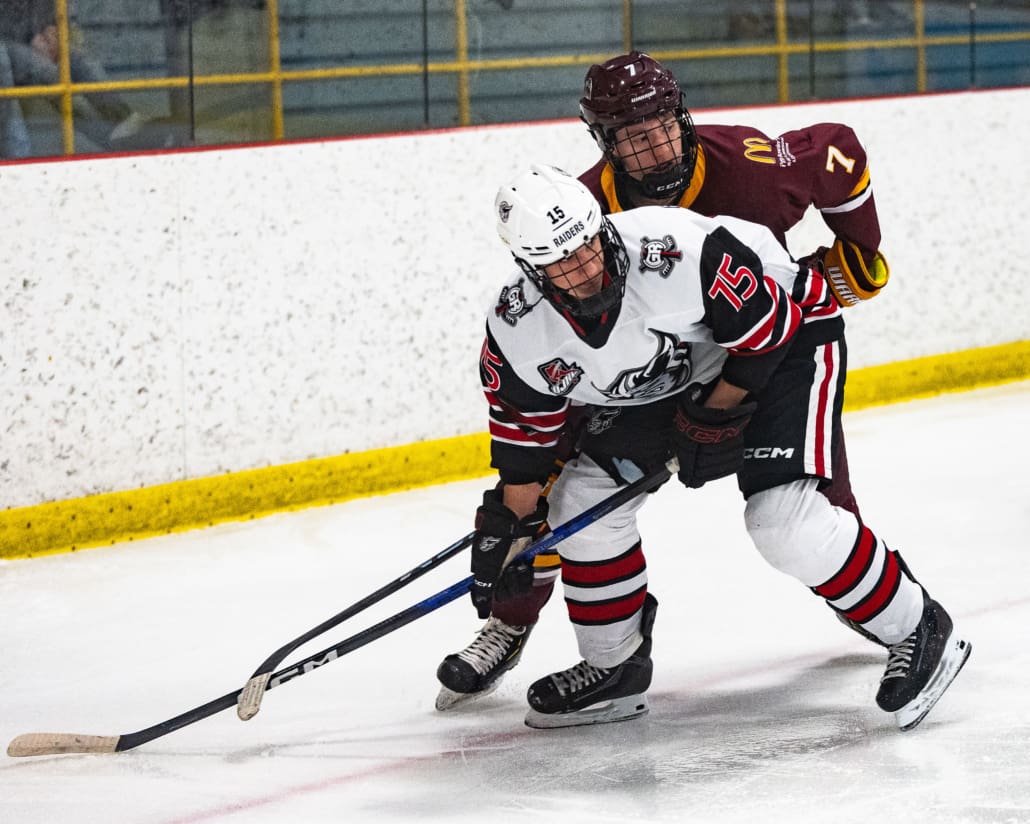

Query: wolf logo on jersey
595;329;691;400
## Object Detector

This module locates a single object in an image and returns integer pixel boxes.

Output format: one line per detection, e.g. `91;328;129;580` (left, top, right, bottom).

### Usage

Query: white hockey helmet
494;164;628;316
495;163;602;265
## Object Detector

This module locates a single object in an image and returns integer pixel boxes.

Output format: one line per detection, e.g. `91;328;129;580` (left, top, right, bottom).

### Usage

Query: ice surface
2;383;1028;823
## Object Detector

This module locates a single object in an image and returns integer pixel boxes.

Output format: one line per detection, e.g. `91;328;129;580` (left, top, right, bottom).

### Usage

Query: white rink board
1;89;1028;507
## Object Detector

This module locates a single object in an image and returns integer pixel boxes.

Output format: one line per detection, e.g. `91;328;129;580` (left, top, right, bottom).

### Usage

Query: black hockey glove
672;386;757;489
470;488;549;619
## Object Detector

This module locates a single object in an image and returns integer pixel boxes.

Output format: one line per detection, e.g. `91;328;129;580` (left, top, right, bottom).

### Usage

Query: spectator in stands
0;0;159;157
1;40;31;157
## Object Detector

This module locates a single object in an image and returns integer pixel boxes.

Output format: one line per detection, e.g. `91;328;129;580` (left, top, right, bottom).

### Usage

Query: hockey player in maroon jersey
437;52;895;709
577;52;891;306
445;163;969;729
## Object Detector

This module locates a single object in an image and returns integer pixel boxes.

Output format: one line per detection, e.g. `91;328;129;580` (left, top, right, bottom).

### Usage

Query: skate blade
435;680;502;712
524;694;649;729
895;635;972;732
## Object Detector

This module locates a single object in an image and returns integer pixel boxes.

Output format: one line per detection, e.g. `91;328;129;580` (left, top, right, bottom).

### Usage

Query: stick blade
7;733;120;757
237;673;272;721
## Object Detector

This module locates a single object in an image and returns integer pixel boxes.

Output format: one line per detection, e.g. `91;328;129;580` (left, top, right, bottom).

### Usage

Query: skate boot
875;592;971;731
524;593;657;729
435;617;533;710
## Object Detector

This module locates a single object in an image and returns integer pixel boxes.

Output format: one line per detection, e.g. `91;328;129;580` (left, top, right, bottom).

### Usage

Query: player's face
541;234;606;299
611;112;682;179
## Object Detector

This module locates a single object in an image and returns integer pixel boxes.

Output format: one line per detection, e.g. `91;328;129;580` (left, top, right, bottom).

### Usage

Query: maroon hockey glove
471;488;548;619
672;388;757;489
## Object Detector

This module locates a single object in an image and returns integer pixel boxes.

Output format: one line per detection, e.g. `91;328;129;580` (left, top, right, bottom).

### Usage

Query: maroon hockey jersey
579;122;881;261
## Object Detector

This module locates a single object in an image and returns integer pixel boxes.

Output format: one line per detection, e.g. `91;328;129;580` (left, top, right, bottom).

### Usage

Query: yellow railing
2;0;1029;156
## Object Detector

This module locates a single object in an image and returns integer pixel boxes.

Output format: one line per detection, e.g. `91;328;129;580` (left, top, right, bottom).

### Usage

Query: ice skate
524;593;656;729
876;592;971;731
435;618;532;711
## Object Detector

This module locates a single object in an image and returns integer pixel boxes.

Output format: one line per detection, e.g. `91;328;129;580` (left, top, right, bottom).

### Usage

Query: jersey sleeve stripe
488;420;563;447
847;167;871;199
792;268;843;321
820;182;873;214
722;283;801;354
485;391;568;431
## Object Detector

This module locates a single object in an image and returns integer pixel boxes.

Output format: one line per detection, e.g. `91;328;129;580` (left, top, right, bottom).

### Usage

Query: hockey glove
801;239;890;306
672;386;757;489
470;488;549;619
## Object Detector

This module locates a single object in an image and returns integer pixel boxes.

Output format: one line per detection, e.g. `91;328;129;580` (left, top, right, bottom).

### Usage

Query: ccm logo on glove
674;415;749;444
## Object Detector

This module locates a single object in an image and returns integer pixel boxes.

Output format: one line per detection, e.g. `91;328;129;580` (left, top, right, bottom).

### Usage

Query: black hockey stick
6;457;675;758
5;578;473;758
235;532;474;720
236;459;568;721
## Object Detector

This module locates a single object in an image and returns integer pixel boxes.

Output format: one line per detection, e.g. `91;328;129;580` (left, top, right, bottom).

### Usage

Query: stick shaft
7;459;674;756
246;460;676;697
249;533;473;678
248;458;577;688
245;458;570;688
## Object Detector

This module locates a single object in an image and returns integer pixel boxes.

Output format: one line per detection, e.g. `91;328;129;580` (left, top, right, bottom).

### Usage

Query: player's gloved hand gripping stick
7;457;677;758
469;487;549;620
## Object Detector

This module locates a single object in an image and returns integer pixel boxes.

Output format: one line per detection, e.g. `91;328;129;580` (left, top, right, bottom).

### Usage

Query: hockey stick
7;457;675;758
5;579;471;758
236;459;567;721
235;532;474;720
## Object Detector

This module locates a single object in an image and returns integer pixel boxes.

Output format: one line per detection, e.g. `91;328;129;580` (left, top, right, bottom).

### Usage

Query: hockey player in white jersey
459;163;970;730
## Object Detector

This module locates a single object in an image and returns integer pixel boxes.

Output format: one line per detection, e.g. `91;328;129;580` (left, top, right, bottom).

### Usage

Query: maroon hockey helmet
579;51;699;199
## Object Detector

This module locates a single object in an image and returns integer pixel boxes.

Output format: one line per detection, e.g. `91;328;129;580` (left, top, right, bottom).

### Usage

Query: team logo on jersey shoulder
494;278;537;326
538;357;583;396
639;235;682;277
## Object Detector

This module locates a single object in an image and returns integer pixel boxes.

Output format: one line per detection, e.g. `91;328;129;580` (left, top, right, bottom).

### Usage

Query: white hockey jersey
481;206;840;483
